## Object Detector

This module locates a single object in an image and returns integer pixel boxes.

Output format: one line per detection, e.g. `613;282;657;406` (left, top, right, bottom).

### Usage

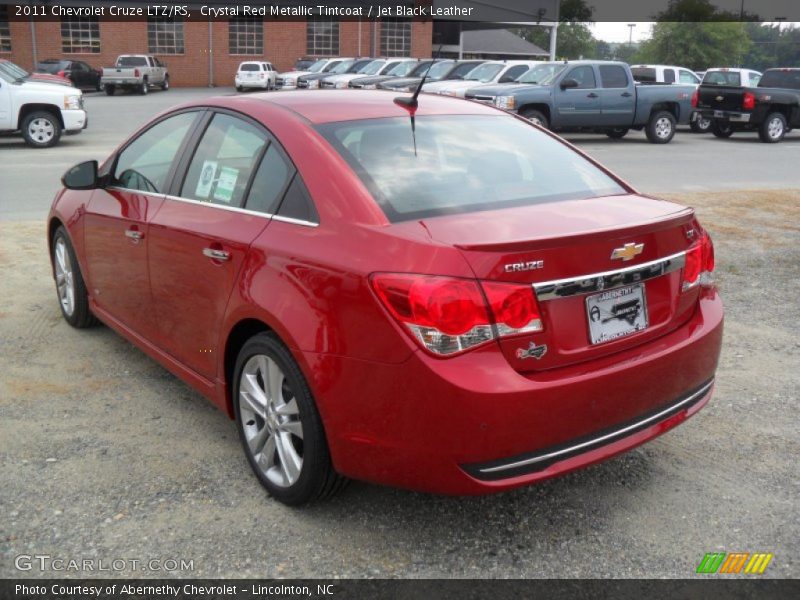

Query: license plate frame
586;284;649;345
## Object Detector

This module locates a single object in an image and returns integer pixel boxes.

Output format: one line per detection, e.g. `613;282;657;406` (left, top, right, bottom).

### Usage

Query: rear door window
664;69;676;83
599;65;628;88
181;114;267;207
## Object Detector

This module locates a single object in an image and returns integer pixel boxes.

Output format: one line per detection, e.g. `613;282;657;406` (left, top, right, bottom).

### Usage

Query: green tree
637;22;751;70
516;0;598;59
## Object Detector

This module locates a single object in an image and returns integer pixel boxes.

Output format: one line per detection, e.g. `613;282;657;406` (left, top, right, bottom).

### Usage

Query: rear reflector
372;274;543;356
682;232;715;291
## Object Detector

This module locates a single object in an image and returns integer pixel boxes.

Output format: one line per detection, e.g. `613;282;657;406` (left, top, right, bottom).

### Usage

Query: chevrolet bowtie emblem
610;242;644;262
716;95;724;101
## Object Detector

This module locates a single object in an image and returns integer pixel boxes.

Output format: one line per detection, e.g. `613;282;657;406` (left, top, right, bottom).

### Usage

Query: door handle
587;92;599;98
621;92;633;97
124;229;143;241
203;248;230;261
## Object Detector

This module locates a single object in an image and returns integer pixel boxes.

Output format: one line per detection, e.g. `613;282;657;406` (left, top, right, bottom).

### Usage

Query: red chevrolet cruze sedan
48;90;722;505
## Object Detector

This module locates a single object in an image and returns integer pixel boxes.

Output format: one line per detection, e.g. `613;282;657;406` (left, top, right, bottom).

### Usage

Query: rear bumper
699;109;751;123
235;79;268;89
101;78;140;87
302;289;723;495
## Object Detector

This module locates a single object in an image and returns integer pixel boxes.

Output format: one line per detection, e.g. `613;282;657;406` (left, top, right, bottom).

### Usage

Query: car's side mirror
560;78;579;90
62;160;99;190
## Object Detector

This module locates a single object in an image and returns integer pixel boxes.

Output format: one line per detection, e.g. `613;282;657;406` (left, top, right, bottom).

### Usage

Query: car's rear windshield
631;68;657;83
703;71;741;86
759;69;800;90
317;115;626;222
240;63;261;71
38;61;69;73
117;56;148;67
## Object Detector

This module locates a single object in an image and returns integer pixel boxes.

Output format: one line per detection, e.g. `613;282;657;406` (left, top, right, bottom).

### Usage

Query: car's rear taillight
691;89;698;107
481;281;543;336
682;232;715;291
743;91;756;110
371;274;543;356
134;68;141;78
57;70;65;77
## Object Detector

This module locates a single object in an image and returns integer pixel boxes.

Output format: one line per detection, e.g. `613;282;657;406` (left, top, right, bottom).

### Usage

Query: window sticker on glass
213;167;239;203
196;160;217;199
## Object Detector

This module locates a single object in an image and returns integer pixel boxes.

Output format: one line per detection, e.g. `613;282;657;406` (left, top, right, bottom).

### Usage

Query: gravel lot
0;88;798;579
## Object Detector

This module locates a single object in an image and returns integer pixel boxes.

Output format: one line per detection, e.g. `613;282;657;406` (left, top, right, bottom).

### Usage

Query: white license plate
714;110;725;118
586;284;648;345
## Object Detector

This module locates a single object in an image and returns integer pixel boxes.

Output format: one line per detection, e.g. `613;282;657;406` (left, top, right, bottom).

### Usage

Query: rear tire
645;110;676;144
710;120;734;138
606;127;629;139
520;108;549;129
233;332;346;505
21;110;62;148
139;78;149;95
758;112;787;143
236;85;243;92
51;226;97;329
105;84;115;96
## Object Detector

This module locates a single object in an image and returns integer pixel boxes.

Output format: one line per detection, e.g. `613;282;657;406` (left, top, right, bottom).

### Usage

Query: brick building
0;5;433;87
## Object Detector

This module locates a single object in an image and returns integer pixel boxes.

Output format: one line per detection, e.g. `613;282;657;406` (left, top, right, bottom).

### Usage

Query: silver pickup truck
101;55;169;96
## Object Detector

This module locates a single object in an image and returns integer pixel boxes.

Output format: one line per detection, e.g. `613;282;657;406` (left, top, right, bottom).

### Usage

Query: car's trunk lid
697;84;746;112
420;194;700;372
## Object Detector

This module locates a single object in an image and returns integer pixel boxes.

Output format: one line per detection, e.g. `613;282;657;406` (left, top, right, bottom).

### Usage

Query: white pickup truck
0;64;86;147
101;55;169;96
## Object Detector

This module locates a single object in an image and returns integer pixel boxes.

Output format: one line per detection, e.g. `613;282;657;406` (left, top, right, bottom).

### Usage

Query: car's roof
201;90;501;124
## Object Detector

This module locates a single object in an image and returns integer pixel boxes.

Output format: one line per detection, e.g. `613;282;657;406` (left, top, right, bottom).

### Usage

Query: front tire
233;332;346;505
645;110;676;144
520;108;549;129
690;114;711;133
21;111;62;148
606;127;629;139
51;226;96;328
759;112;787;143
710;120;734;138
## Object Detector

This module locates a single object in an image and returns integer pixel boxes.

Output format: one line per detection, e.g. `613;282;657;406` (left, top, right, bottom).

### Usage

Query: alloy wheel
239;354;304;488
767;117;784;140
655;117;673;139
54;237;75;316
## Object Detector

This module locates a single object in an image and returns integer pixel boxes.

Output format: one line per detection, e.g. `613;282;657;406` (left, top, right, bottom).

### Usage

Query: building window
147;18;184;54
229;17;263;55
0;6;10;52
306;18;339;56
60;16;100;53
380;18;411;57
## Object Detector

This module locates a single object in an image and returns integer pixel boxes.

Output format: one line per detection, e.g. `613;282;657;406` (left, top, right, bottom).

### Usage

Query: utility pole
628;23;636;45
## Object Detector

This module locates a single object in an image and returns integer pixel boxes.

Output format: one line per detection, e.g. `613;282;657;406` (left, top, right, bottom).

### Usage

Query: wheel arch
18;103;65;129
649;102;679;121
517;102;551;123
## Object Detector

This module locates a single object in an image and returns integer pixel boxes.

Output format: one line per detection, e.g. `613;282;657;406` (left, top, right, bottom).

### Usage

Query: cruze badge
516;342;547;360
504;260;543;273
610;242;644;262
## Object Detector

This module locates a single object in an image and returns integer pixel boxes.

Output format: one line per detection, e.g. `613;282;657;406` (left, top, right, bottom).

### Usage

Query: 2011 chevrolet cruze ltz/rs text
48;90;723;505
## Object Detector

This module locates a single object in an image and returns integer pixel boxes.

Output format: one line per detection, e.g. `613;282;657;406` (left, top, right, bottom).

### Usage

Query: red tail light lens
743;92;756;110
134;68;141;78
372;274;544;356
57;70;65;77
372;274;493;355
682;232;715;291
481;281;543;336
691;90;698;108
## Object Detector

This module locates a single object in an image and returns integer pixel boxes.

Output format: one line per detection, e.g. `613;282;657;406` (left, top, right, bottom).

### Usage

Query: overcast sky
590;21;797;43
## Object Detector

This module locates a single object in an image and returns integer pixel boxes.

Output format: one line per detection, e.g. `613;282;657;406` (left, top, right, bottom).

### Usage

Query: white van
235;61;278;92
0;63;86;147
